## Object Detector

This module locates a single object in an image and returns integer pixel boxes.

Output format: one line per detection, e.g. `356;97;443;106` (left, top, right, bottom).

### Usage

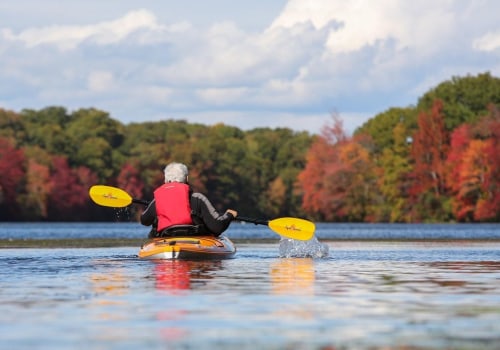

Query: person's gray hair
163;162;188;183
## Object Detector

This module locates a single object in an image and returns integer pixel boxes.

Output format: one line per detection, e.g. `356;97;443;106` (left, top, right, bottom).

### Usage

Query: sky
1;0;499;135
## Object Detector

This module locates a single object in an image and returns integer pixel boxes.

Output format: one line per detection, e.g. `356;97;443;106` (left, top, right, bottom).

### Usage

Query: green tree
377;122;413;222
244;128;312;217
417;72;500;130
65;108;125;181
190;123;249;213
355;107;416;153
20;107;75;156
0;108;26;142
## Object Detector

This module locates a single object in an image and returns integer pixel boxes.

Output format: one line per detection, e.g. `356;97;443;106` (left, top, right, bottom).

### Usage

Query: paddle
89;185;149;207
235;216;314;241
89;185;315;240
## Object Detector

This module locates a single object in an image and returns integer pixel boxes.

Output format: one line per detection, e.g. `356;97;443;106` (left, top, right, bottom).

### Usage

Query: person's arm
190;193;237;235
140;199;157;226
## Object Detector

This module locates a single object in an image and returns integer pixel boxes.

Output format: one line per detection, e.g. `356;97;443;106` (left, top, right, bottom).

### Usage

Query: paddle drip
114;207;132;222
279;236;329;258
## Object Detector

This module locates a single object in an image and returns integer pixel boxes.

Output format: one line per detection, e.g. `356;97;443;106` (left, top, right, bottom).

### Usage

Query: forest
1;72;499;222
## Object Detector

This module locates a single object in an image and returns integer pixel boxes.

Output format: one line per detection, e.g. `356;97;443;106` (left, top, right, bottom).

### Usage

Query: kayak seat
158;225;201;237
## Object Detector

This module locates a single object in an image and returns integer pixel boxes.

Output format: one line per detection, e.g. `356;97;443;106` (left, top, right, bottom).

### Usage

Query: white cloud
270;0;458;56
473;31;500;52
196;87;250;106
87;71;114;92
1;9;163;50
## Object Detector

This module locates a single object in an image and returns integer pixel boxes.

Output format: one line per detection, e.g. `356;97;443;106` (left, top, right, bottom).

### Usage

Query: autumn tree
298;115;379;221
470;106;500;221
0;137;26;220
332;137;379;221
377;122;413;222
263;176;287;218
408;100;451;221
113;162;145;219
297;116;344;220
117;162;144;200
457;139;491;220
23;159;52;219
446;124;474;220
47;156;97;220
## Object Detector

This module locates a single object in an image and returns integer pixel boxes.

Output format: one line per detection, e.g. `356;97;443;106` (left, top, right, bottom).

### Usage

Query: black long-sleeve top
140;192;235;236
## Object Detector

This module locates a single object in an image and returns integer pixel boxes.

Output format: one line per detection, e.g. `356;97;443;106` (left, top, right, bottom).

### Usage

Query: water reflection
153;260;223;293
90;270;129;296
371;260;500;295
88;262;131;324
270;258;315;295
429;260;500;272
152;260;225;344
154;261;191;293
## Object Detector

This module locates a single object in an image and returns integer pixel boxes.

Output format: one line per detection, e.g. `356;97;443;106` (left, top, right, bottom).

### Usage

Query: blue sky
1;0;499;134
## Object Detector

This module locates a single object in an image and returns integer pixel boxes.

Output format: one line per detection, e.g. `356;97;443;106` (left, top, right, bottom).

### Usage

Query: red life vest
154;182;193;231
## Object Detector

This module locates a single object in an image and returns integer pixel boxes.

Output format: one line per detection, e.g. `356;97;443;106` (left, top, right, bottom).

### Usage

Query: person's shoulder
191;192;208;200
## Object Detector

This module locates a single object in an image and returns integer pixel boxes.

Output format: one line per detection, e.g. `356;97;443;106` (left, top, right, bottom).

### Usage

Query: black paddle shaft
133;198;150;206
235;216;269;226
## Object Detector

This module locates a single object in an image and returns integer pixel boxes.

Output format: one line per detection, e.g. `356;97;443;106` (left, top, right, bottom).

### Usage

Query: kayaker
140;162;238;238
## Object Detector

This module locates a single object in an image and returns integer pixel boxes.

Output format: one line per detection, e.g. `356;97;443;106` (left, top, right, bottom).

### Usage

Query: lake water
1;223;499;349
1;221;500;240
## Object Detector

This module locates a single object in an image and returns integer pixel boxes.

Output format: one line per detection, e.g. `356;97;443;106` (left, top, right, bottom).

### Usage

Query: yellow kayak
138;235;236;260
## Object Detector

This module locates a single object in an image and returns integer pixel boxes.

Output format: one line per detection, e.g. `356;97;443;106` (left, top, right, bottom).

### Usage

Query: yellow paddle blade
268;217;315;241
89;185;133;208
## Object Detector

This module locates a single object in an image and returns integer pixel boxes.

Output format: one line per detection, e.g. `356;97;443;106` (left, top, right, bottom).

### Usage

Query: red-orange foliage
447;105;500;221
446;124;471;187
298;136;337;217
473;107;500;221
298;116;347;219
117;162;144;201
298;115;378;221
456;139;490;220
48;156;96;219
0;137;25;218
330;139;376;221
25;159;52;218
447;124;472;220
409;100;449;197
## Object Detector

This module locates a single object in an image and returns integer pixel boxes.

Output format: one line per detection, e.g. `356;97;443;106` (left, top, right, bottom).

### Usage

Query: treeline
1;72;499;222
0;107;312;221
298;72;500;222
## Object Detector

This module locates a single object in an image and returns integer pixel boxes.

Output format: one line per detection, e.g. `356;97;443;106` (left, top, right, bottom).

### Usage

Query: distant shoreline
2;238;500;248
0;238;144;248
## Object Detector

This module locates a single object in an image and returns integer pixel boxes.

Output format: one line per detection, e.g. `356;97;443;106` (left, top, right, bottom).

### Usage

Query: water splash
279;236;329;258
114;207;132;222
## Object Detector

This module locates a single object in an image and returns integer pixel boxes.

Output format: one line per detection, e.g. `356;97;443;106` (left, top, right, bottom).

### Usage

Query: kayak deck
138;235;236;260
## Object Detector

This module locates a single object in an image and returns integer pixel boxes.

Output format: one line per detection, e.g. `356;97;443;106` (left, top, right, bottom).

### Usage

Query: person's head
163;162;189;183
